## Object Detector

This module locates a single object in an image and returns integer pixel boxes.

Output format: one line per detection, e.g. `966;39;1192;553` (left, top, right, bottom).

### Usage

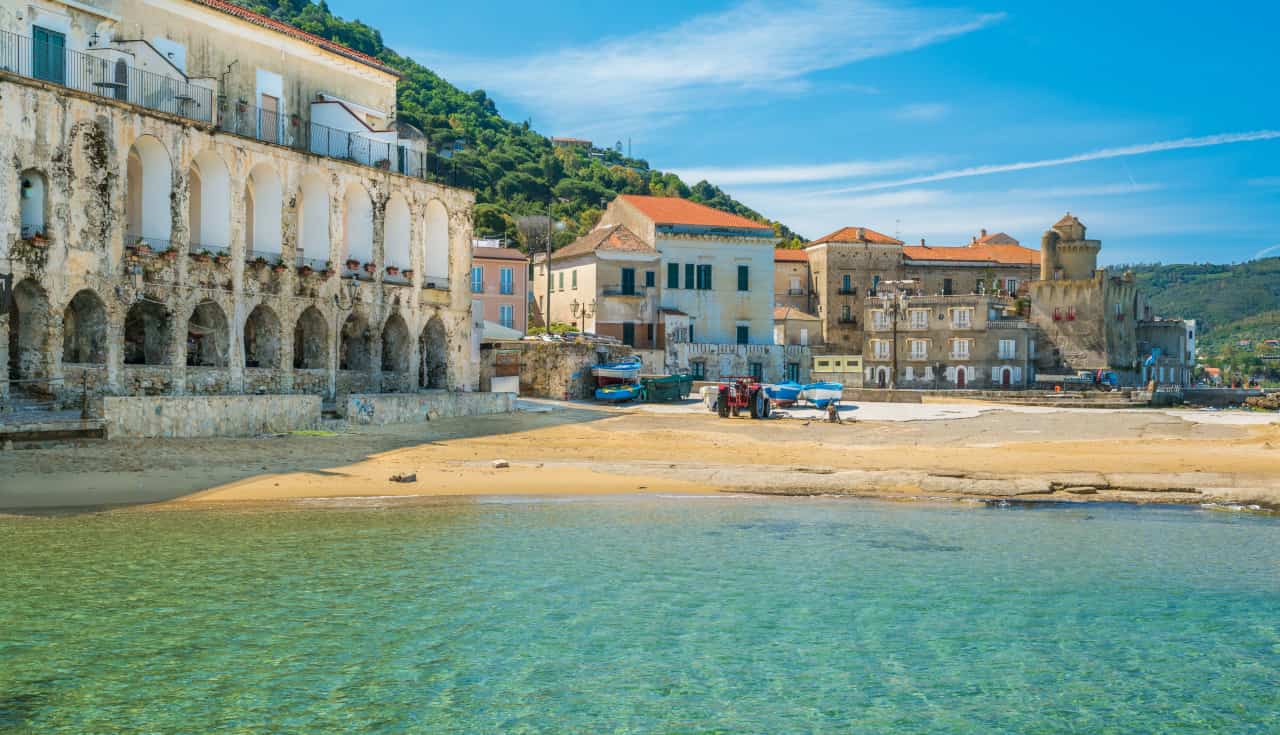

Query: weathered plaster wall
342;390;514;425
102;393;320;437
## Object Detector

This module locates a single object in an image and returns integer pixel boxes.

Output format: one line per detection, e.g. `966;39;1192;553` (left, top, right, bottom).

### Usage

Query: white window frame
872;339;891;360
951;307;973;329
909;309;929;329
998;339;1016;360
871;310;890;330
951;338;971;359
909;339;928;360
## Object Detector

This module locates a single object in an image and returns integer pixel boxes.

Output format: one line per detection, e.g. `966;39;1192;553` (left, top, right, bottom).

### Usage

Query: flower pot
345;259;361;271
362;263;377;274
386;267;400;277
299;265;314;277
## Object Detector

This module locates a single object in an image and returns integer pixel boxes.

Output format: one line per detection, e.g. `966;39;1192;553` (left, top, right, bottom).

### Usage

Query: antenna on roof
895;219;901;240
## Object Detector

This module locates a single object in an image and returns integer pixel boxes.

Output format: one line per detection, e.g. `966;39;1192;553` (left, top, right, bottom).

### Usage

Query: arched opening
123;301;172;365
343;184;373;266
1001;368;1012;387
419;315;448;389
19;170;47;240
384;193;411;273
187;150;231;252
381;313;411;374
186;301;229;367
244;304;281;369
125;135;173;247
7;279;51;382
956;368;967;388
424;199;449;282
298;174;330;265
293;306;328;369
62;289;108;364
339;311;372;371
246;163;282;259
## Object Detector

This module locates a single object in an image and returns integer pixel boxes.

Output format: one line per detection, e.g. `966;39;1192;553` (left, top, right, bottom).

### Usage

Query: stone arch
293;306;329;369
419;315;449;389
424;198;449;280
125;134;173;246
384;193;411;271
7;279;52;382
246;163;283;259
187;150;231;251
123;300;173;365
343;183;373;265
244;304;281;369
298;173;330;265
380;313;411;374
62;289;108;364
19;169;48;240
186;300;229;367
339;310;372;371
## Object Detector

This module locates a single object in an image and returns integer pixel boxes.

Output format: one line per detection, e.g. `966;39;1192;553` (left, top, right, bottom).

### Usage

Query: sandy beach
2;399;1278;512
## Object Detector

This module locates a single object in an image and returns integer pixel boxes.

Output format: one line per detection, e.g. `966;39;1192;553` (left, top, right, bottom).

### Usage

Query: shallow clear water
2;496;1278;733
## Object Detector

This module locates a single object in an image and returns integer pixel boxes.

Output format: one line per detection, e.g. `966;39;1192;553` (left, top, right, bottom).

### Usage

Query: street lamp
879;280;917;390
571;298;596;333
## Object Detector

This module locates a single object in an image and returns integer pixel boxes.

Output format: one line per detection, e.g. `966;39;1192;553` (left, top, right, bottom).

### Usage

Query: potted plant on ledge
214;252;231;267
272;257;290;274
190;249;212;264
362;262;377;275
251;255;269;271
345;257;361;271
298;262;314;277
402;269;414;281
386;265;400;277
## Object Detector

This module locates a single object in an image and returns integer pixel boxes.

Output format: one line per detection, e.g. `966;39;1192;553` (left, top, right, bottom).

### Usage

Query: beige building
2;0;476;406
773;248;811;313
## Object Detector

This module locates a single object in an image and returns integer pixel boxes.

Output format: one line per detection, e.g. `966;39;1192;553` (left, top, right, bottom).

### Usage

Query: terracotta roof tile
552;224;657;261
618;195;772;232
774;306;819;321
187;0;400;76
774;248;808;262
472;246;529;262
975;231;1019;245
902;243;1041;266
809;226;903;246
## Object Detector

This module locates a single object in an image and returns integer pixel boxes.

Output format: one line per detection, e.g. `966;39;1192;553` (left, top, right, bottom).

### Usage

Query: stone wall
102;394;320;438
342;391;514;426
670;343;811;384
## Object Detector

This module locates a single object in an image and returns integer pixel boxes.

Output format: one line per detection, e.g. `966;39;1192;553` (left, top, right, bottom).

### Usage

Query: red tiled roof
618;195;772;232
187;0;400;76
774;306;819;321
809;226;903;246
552;224;657;261
774;248;808;262
975;231;1019;245
472;246;529;262
902;243;1041;266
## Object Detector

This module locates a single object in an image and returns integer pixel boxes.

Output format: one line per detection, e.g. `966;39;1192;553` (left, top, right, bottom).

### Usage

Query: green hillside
1110;258;1280;355
230;0;803;249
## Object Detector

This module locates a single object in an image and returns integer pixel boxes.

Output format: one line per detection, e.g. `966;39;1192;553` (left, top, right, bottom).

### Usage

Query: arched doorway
339;311;371;371
876;367;887;388
123;300;172;365
188;150;231;252
1001;368;1012;387
298;174;330;266
293;306;329;369
244;304;281;369
423;199;449;282
384;193;411;275
19;170;48;240
419;315;448;389
125;135;173;248
186;301;229;367
956;368;967;388
62;289;108;364
381;313;411;374
7;279;51;384
246;163;282;260
343;184;373;267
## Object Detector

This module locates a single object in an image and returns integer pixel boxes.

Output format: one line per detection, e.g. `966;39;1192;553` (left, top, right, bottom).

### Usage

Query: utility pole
890;293;898;390
544;199;552;331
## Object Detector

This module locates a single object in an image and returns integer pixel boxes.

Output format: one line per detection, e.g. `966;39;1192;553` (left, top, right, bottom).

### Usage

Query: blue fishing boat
595;383;641;403
765;381;803;405
592;356;643;385
802;381;844;409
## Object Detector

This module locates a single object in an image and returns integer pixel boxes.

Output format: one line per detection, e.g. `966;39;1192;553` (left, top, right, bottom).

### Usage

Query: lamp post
571;298;596;333
881;280;917;390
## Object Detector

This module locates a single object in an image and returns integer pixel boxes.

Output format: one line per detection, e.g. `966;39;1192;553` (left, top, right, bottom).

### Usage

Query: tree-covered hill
1109;258;1280;355
230;0;804;249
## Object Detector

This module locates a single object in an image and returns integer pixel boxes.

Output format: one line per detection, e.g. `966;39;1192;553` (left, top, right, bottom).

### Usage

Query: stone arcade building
1;0;477;407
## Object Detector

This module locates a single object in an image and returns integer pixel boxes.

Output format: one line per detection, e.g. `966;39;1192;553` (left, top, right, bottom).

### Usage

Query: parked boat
765;381;803;405
640;373;694;402
801;381;844;408
595;383;641;403
592;356;643;385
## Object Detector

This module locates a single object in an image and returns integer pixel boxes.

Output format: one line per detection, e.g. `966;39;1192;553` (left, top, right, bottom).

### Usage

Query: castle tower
1045;213;1101;280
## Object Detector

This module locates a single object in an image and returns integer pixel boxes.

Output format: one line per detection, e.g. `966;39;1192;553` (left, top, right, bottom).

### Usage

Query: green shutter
33;27;66;85
737;265;749;291
667;263;679;288
621;268;635;295
684;263;695;289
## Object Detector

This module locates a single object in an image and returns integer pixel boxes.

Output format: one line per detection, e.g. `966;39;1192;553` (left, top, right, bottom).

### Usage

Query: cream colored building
1;0;476;405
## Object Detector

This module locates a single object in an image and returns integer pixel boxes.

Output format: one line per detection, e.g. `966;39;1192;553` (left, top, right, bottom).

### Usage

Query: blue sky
336;0;1279;264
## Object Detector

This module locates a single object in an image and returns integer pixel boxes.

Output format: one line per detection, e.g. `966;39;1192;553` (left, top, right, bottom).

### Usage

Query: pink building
471;245;530;333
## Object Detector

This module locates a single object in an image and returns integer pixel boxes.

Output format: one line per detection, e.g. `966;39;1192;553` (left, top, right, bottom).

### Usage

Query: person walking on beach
827;400;842;424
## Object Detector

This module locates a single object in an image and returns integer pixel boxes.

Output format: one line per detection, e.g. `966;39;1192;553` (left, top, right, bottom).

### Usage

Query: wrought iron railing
0;29;214;123
422;274;450;291
126;235;175;253
188;242;232;257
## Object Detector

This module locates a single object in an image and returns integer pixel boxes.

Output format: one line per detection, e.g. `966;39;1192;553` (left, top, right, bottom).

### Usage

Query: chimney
856;227;865;241
920;238;926;247
980;228;987;239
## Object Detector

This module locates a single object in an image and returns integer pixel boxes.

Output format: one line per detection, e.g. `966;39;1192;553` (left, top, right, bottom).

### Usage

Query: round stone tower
1049;212;1101;280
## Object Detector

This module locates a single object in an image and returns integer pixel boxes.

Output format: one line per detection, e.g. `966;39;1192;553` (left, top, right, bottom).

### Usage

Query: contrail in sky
818;130;1280;194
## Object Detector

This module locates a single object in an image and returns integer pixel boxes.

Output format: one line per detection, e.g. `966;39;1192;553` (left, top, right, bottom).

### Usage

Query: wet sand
2;402;1278;512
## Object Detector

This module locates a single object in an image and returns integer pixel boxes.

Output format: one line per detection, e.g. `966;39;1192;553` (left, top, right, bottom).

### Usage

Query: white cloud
893;103;950;122
417;1;1003;131
671;157;934;186
1256;244;1280;260
819;130;1280;194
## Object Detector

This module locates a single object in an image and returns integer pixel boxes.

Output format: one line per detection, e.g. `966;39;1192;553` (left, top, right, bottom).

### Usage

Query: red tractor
715;377;772;419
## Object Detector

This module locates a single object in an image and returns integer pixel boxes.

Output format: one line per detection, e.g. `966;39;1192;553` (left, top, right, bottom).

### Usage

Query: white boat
591;356;643;385
801;381;844;409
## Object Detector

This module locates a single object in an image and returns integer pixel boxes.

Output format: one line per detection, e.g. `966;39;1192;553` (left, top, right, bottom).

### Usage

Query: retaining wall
343;391;515;426
103;394;321;438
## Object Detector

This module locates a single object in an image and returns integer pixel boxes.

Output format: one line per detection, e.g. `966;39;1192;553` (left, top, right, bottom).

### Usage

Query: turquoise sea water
2;496;1278;733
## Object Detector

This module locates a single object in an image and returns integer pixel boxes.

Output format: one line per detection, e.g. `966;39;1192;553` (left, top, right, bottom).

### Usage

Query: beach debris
492;459;510;469
390;473;418;483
